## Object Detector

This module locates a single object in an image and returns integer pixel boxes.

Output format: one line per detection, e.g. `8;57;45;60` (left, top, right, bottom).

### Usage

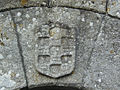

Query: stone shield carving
35;22;76;78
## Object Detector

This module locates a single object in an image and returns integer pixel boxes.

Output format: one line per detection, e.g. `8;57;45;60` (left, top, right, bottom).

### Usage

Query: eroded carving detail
35;22;76;78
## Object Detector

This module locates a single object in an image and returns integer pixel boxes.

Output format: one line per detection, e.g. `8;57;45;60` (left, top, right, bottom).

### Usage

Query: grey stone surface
49;8;103;88
0;0;106;13
20;0;48;7
10;7;103;89
0;12;26;90
50;0;106;13
0;0;20;10
83;16;120;90
10;7;57;88
107;0;120;18
0;0;120;90
0;0;47;11
35;23;76;78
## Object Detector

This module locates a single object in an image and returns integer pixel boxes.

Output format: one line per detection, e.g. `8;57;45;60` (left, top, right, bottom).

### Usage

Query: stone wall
0;0;120;90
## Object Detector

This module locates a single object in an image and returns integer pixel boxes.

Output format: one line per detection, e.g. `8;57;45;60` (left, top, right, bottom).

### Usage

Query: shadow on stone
20;86;88;90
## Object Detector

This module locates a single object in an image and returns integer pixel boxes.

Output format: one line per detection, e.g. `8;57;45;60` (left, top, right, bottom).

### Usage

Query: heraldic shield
35;22;76;78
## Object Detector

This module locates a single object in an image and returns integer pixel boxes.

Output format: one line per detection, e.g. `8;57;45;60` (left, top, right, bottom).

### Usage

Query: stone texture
10;7;80;88
10;7;103;89
0;0;20;10
10;7;57;88
47;8;103;88
0;0;106;13
107;0;120;18
83;16;120;90
0;0;48;11
50;0;106;13
0;0;120;90
0;11;26;90
34;24;76;78
20;0;48;7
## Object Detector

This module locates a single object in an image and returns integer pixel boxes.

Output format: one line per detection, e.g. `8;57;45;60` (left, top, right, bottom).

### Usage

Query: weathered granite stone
0;11;26;90
10;7;103;89
107;0;120;18
0;0;106;13
10;7;57;88
0;0;48;11
83;16;120;90
20;0;48;7
1;1;120;90
35;24;76;78
0;0;20;10
50;0;106;13
47;8;103;88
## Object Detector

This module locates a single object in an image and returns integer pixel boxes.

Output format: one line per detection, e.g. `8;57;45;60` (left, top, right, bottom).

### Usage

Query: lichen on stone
0;71;16;89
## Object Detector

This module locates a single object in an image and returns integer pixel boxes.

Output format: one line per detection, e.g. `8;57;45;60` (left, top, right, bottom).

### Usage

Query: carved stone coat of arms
35;22;76;78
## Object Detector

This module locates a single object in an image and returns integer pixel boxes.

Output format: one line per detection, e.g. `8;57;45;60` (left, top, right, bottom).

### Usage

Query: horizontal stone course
0;0;106;13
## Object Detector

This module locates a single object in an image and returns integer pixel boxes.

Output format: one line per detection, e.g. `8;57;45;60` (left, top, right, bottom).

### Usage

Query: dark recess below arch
20;86;88;90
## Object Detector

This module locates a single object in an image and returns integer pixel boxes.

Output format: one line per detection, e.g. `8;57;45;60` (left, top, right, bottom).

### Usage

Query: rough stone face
50;0;106;13
35;23;76;78
0;0;106;13
83;16;120;90
0;11;26;90
1;0;120;90
10;7;103;89
107;0;120;18
10;7;57;88
10;7;80;88
47;8;103;88
20;0;48;7
0;0;20;10
0;0;48;11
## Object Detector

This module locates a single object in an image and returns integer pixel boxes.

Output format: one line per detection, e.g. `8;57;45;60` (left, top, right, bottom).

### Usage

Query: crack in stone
9;11;29;90
53;5;106;14
106;0;109;13
81;15;106;86
0;3;119;89
108;13;120;20
95;15;106;42
0;5;119;20
86;15;106;69
47;0;51;8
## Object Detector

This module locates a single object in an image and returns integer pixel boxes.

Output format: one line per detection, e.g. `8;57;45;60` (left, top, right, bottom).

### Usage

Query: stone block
0;11;26;90
11;7;103;89
50;0;106;13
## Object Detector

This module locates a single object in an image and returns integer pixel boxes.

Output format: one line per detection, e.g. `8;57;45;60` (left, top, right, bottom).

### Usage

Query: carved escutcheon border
34;22;76;78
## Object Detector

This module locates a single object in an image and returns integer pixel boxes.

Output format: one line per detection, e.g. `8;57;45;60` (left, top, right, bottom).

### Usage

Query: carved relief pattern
35;23;75;78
